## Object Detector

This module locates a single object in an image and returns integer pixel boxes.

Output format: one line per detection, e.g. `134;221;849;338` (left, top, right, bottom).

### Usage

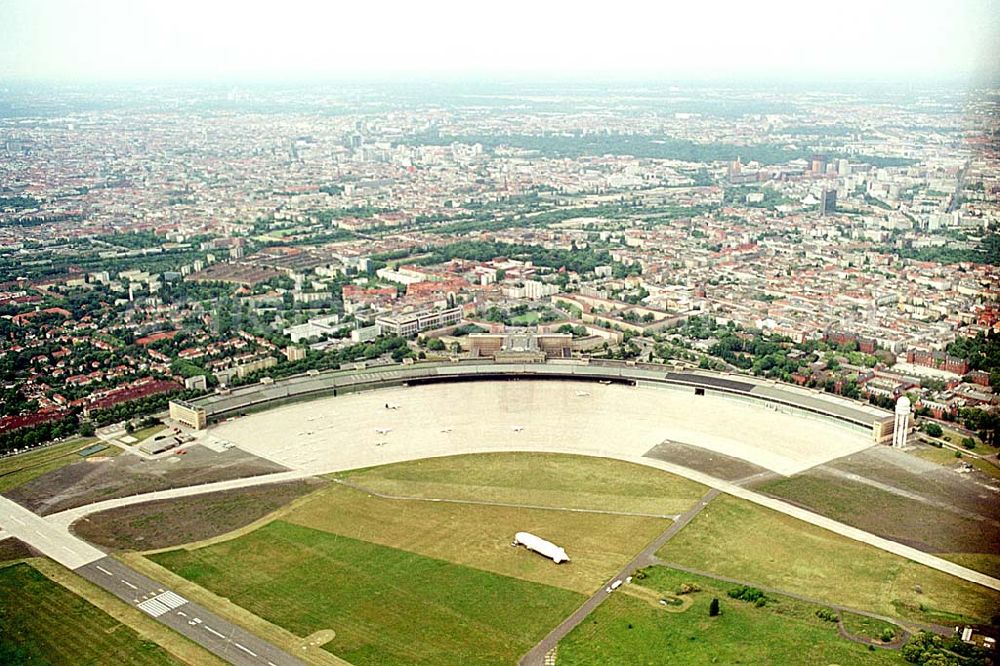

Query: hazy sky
1;0;997;82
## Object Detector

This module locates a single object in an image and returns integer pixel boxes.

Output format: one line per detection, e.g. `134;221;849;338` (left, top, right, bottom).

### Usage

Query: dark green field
557;566;904;665
150;520;585;665
0;563;177;666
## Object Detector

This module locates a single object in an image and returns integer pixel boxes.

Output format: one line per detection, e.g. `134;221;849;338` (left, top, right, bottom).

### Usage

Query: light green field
557;566;904;665
285;481;667;594
840;611;898;643
151;521;584;666
913;445;963;466
659;495;1000;625
130;424;166;444
914;444;1000;479
338;452;706;515
0;437;99;493
969;457;1000;479
0;562;178;666
510;311;541;325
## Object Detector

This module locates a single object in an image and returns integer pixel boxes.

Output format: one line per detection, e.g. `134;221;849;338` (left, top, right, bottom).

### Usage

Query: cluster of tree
231;335;413;385
424;337;446;351
0;413;81;456
894;229;1000;266
0;386;39;418
429;202;658;236
0;195;41;210
864;193;894;210
97;230;163;249
170;359;212;381
315;206;388;223
727;585;769;607
949;332;1000;392
282;229;358;247
87;388;203;428
451;324;487;337
423;239;620;276
409;131;917;168
900;631;991;665
722;186;792;209
956;407;999;448
556;324;589;337
708;331;805;380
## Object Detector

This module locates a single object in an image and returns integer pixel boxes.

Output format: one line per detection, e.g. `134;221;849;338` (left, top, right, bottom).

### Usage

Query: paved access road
519;489;721;666
45;470;313;532
0;494;104;569
76;557;304;666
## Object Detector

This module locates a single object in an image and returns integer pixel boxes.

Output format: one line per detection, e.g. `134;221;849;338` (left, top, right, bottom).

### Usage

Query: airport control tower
892;396;911;448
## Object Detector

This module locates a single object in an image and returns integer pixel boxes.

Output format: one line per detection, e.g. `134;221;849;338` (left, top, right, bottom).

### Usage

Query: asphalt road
518;489;721;666
76;557;305;666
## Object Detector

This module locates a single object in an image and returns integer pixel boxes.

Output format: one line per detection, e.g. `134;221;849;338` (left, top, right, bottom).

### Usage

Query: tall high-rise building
820;189;837;216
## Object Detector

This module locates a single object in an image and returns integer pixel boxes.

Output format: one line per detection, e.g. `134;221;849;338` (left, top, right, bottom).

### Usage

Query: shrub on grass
728;585;768;606
815;608;838;623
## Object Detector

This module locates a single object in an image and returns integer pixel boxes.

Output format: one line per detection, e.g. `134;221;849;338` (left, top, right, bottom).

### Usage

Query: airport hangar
172;359;897;479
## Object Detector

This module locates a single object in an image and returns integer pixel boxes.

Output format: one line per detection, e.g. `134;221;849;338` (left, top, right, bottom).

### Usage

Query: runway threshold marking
137;590;188;617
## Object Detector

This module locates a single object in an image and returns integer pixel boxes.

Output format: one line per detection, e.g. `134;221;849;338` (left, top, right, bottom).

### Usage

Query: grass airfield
659;495;1000;626
557;566;906;666
134;451;1000;665
149;454;697;664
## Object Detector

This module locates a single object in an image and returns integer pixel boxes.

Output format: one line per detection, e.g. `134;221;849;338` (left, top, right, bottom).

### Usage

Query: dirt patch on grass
6;446;288;516
0;537;38;564
825;447;1000;520
644;440;770;482
759;470;1000;555
71;479;325;551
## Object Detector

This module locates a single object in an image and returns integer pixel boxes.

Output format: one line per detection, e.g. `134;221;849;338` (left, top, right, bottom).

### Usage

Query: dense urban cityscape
1;83;997;453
